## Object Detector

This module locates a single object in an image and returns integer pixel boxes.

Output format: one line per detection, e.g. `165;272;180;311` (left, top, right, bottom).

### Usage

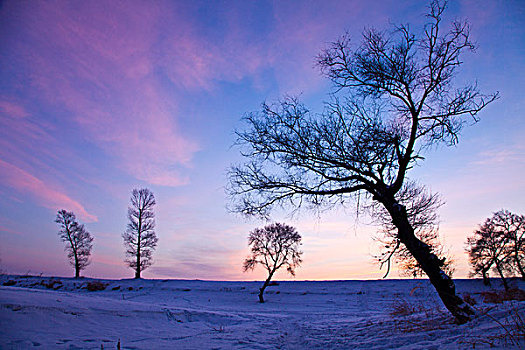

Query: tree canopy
244;222;302;302
123;188;158;279
55;209;93;278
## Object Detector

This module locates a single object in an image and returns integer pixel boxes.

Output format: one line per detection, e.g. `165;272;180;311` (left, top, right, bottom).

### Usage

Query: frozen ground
1;275;524;349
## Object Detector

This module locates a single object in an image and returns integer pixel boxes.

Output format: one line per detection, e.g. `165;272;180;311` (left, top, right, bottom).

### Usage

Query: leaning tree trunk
259;270;275;303
386;200;475;324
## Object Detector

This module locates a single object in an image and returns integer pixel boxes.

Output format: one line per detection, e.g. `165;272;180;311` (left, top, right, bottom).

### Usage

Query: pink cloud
0;226;22;236
0;159;97;222
7;1;199;186
3;0;427;190
160;26;268;92
0;100;30;119
0;99;78;193
0;98;50;144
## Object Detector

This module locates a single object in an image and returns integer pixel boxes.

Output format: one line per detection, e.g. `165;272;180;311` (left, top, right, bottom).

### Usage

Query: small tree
243;223;303;303
469;255;492;286
466;218;510;290
466;210;525;288
123;188;158;279
492;210;525;280
55;209;93;278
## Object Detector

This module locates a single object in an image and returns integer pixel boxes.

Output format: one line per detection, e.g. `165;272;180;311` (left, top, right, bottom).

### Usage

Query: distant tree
492;210;525;280
55;209;93;278
469;254;492;286
243;223;303;303
466;218;511;290
123;188;158;279
466;210;525;287
229;1;497;323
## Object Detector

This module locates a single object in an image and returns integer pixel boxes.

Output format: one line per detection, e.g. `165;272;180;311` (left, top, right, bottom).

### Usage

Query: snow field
1;276;524;349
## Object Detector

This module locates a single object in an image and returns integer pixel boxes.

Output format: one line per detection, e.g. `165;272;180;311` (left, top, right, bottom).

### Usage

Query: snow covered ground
1;275;524;349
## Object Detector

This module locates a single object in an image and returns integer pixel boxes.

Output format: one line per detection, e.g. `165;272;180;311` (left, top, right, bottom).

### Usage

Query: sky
0;0;524;281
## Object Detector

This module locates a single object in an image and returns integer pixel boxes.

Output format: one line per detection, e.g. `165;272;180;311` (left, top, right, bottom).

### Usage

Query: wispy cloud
472;147;525;166
1;0;398;190
0;226;22;236
0;98;55;160
0;100;30;118
0;159;97;222
4;1;199;187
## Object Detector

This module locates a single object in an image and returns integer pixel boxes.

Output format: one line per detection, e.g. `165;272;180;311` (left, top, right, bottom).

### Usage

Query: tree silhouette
492;210;525;280
243;223;302;303
466;218;511;290
229;1;497;323
466;210;525;288
123;188;158;279
55;209;93;278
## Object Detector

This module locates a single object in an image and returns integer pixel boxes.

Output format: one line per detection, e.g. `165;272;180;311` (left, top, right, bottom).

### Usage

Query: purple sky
1;0;524;280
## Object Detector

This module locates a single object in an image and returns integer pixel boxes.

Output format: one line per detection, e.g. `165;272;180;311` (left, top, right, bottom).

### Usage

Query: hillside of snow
1;275;524;349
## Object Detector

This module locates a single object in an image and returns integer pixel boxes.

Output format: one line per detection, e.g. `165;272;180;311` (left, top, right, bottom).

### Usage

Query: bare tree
493;210;525;280
229;1;497;323
123;188;158;279
470;257;492;286
466;210;525;287
55;209;93;278
243;223;303;303
466;218;511;290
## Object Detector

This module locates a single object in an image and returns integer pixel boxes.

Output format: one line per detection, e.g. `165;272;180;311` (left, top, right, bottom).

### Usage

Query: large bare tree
229;1;497;323
243;223;303;303
123;188;158;279
55;209;93;278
